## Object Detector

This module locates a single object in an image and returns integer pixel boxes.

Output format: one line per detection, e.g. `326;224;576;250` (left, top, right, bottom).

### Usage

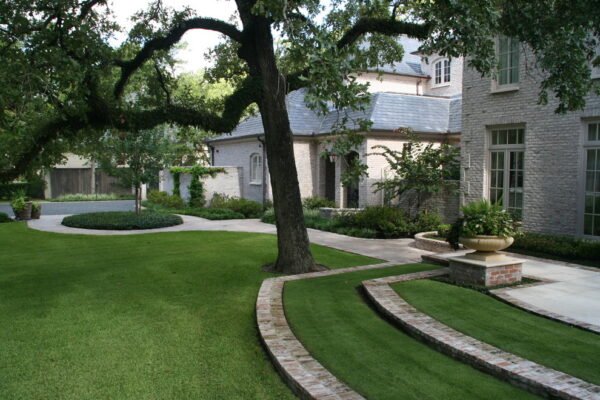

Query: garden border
257;261;401;400
362;273;600;400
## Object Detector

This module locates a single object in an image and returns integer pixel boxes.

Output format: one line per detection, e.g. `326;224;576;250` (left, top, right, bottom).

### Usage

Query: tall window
497;36;519;86
434;59;451;85
584;123;600;236
250;153;262;184
489;127;525;219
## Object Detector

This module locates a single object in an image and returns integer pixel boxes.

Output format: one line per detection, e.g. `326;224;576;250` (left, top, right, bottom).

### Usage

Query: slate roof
208;90;461;142
365;36;428;77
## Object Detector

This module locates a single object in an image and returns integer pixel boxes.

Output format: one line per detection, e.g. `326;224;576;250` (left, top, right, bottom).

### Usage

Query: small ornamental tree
98;129;174;214
373;131;460;215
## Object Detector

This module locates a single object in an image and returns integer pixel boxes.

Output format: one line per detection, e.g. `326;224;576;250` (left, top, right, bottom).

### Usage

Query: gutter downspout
257;136;267;206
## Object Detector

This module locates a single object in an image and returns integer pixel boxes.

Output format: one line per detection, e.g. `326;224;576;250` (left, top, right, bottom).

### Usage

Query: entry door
325;158;335;202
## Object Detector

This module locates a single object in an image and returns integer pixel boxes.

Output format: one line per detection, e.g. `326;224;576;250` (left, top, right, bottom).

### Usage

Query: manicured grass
284;264;536;400
0;223;378;399
62;211;183;230
393;279;600;384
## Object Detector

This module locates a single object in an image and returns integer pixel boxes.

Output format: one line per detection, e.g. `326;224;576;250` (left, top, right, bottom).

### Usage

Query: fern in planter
447;200;520;250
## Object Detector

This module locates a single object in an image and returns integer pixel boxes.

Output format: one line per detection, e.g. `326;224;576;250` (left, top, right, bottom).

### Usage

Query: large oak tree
1;0;599;273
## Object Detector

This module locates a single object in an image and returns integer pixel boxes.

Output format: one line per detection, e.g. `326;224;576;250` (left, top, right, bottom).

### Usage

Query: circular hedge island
62;211;183;230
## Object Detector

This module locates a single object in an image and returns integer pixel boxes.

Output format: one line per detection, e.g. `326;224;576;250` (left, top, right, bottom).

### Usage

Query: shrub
302;196;335;210
179;208;245;220
410;211;443;235
437;224;451;237
341;207;410;238
261;207;276;224
209;193;262;218
512;233;600;265
147;190;186;209
10;192;28;212
50;193;135;202
447;200;520;250
0;181;45;200
0;212;12;223
62;211;183;230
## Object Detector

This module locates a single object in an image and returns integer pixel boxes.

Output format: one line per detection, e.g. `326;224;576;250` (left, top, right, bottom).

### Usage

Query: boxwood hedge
62;211;183;230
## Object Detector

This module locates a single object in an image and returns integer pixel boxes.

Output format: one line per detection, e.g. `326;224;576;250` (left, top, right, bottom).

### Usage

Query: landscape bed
62;211;183;230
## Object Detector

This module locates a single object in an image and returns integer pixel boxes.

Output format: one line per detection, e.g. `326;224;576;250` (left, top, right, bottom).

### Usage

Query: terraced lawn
393;279;600;384
0;222;379;399
284;264;537;400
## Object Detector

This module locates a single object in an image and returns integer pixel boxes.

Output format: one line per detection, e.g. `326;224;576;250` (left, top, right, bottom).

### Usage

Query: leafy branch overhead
2;0;599;183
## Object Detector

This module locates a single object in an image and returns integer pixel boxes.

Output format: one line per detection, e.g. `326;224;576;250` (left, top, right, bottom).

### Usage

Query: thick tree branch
285;18;429;92
337;18;429;49
114;18;244;98
1;77;260;182
78;0;106;19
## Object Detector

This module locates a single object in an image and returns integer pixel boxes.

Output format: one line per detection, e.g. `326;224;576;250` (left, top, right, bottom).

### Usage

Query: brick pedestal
449;252;523;287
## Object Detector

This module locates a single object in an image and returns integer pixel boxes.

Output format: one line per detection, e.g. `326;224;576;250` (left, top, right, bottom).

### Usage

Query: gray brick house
461;36;600;238
207;37;462;209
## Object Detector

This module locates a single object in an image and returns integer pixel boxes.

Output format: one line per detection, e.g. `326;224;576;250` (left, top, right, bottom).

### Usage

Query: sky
109;0;239;73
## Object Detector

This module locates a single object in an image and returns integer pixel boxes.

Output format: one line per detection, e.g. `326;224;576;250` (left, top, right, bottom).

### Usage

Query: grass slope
0;223;378;399
393;279;600;384
284;264;536;400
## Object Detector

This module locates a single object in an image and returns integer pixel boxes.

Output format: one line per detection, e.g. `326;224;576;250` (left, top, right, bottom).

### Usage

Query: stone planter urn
13;201;32;221
31;204;42;219
459;235;514;261
450;234;522;287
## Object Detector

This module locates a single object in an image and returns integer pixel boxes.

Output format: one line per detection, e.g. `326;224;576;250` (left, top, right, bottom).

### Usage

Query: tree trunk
135;185;140;214
246;17;317;274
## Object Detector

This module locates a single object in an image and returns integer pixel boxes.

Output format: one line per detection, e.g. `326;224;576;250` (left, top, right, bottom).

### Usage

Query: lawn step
257;262;398;400
362;272;600;400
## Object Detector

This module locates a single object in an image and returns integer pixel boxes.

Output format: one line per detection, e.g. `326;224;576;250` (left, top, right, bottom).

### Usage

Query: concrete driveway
0;200;134;217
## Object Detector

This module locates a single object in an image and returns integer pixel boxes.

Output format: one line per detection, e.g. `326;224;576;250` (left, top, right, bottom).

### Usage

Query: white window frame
592;46;600;80
491;36;520;93
487;126;526;219
432;58;451;87
582;121;600;237
249;153;262;185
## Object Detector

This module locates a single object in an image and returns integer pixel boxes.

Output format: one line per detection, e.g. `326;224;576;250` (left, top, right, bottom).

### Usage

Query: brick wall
462;48;600;237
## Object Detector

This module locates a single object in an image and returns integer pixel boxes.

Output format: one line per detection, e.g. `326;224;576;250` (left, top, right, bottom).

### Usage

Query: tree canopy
1;0;599;272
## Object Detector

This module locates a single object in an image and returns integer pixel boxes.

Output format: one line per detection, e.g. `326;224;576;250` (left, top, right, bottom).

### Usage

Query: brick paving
363;272;600;400
257;261;400;400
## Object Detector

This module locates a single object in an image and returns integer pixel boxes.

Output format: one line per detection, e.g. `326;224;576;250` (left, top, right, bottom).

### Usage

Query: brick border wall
363;273;600;400
256;261;400;400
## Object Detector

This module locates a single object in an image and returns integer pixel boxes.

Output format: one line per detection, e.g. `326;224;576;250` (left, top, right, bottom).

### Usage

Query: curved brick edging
257;262;399;400
363;274;600;400
414;232;456;252
490;287;600;335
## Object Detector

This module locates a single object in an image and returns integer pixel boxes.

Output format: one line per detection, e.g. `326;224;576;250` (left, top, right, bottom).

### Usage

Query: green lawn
393;279;600;384
284;264;536;400
0;222;379;399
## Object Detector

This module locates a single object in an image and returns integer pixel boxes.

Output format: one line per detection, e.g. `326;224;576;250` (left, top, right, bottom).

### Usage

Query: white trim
249;153;263;185
491;36;520;92
580;120;600;237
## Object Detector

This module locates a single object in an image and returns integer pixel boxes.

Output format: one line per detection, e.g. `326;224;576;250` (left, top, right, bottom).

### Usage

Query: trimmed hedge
0;181;45;200
302;196;336;210
0;212;12;223
262;206;442;239
62;211;183;230
147;191;186;209
209;194;262;218
174;208;245;220
511;233;600;267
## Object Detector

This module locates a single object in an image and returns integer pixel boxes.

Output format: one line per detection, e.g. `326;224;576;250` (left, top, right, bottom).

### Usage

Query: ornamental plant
447;200;520;250
10;192;28;212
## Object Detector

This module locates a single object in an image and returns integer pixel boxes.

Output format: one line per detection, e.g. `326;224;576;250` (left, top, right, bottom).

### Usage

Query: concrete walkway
28;215;428;264
27;215;600;328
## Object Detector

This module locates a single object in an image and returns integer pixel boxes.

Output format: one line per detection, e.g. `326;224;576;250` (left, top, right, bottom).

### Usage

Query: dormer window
433;58;451;86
